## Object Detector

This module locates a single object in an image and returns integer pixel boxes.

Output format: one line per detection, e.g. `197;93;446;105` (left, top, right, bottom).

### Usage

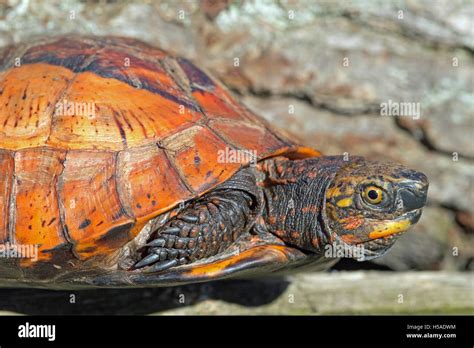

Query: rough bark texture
0;0;472;313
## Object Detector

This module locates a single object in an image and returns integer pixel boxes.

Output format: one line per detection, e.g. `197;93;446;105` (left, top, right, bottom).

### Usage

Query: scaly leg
134;189;255;272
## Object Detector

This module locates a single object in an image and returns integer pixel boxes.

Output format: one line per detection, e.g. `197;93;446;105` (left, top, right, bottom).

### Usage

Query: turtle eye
363;186;383;205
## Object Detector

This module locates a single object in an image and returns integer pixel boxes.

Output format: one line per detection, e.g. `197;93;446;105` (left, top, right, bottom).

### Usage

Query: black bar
0;315;472;346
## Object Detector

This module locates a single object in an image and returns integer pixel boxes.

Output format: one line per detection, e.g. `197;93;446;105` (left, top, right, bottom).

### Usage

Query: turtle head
325;157;428;260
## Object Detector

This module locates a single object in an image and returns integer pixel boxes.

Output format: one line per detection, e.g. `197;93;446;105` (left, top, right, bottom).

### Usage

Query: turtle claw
133;253;160;269
145;259;178;273
162;226;181;235
180;214;198;223
146;238;166;247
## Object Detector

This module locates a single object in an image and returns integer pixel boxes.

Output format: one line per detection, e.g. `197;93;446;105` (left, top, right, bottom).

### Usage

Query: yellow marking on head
368;220;411;239
326;186;342;199
336;197;353;207
327;183;355;197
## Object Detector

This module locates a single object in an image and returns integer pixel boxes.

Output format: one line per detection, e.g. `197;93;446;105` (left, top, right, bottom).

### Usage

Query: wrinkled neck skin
259;156;347;253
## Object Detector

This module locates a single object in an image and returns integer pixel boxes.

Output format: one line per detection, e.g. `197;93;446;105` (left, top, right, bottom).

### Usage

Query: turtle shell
0;36;320;267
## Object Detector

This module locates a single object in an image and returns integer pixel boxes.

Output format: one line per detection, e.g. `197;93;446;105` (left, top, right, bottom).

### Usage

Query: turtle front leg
133;190;255;272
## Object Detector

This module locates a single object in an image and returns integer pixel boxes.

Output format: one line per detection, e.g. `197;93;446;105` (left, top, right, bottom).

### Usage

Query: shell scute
59;151;135;259
116;143;193;222
13;148;67;262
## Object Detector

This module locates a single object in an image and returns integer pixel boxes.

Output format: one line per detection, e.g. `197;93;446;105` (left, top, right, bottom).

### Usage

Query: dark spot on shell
79;219;92;229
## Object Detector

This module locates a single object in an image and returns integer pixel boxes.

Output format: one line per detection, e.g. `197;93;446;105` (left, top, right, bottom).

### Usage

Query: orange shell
0;36;321;265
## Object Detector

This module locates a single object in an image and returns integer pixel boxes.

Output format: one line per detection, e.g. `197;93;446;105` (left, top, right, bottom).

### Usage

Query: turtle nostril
417;172;429;189
415;174;429;200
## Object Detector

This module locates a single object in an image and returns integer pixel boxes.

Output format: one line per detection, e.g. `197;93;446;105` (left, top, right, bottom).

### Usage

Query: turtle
0;36;428;289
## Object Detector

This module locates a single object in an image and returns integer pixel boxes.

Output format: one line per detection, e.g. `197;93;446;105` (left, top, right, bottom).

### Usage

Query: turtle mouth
366;208;422;240
351;208;422;260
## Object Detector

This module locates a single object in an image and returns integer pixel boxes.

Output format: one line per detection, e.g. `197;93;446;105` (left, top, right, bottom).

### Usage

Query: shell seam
157;143;195;196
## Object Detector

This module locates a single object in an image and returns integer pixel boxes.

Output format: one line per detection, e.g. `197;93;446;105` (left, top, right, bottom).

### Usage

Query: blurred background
0;0;472;314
